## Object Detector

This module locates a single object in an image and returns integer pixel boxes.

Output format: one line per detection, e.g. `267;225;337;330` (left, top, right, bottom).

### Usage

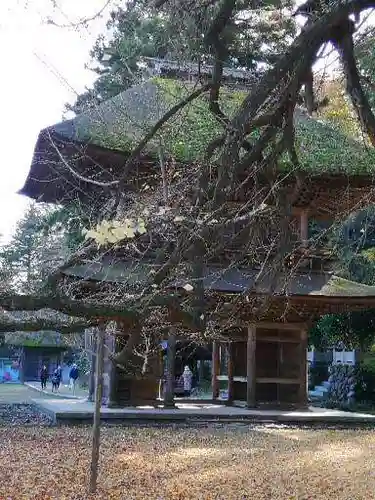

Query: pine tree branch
333;25;375;146
204;0;236;127
0;315;93;334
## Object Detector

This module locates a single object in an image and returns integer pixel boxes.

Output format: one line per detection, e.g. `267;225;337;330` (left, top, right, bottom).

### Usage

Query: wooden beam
227;343;234;404
300;210;309;246
212;341;220;400
256;336;301;344
246;325;256;408
292;207;334;220
239;321;310;331
226;202;335;220
164;329;176;408
105;332;118;408
256;377;300;384
298;329;308;408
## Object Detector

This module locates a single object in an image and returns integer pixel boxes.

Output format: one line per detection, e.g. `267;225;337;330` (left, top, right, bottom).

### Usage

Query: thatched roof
1;309;86;344
20;78;375;204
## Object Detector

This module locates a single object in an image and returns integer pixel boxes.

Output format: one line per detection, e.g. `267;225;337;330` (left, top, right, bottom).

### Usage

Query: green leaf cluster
67;1;295;114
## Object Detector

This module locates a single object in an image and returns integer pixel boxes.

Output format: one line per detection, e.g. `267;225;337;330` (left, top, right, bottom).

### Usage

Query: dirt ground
0;423;374;500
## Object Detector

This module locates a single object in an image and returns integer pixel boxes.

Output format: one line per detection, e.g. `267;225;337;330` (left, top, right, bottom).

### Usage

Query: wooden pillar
246;325;256;408
298;329;308;408
158;347;164;399
164;330;176;408
198;359;205;385
19;348;25;384
88;330;97;402
227;342;234;404
212;341;220;399
88;350;96;402
107;335;118;408
89;323;105;493
300;210;309;246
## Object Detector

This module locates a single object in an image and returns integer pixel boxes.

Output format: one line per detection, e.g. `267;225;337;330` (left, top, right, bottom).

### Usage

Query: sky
0;0;112;241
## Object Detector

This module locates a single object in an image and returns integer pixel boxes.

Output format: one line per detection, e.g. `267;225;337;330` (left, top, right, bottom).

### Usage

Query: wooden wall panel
233;341;247;377
255;341;278;378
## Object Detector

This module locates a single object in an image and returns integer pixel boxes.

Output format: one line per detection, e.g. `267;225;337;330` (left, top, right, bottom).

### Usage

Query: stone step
308;389;328;399
308;393;321;401
308;390;322;398
322;381;331;389
314;385;329;393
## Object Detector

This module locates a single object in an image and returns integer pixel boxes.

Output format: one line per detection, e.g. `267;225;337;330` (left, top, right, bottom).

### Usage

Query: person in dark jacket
55;365;62;390
69;364;79;395
40;365;48;390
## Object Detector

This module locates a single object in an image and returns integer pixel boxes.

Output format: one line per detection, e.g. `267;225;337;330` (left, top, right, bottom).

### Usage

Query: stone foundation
327;364;356;406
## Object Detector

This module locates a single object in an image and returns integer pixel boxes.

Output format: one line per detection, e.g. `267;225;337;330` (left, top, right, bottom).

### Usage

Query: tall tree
0;204;57;293
316;77;360;138
0;201;90;294
68;0;296;113
356;27;375;110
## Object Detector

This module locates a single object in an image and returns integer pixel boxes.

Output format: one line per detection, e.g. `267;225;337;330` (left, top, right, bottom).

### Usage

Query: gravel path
0;383;53;403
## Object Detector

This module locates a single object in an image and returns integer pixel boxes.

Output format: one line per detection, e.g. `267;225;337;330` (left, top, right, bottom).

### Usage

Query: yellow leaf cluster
83;218;147;246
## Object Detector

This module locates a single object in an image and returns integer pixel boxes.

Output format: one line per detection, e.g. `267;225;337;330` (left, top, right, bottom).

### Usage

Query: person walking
69;364;79;395
40;365;48;390
55;365;62;391
182;365;193;398
51;369;60;393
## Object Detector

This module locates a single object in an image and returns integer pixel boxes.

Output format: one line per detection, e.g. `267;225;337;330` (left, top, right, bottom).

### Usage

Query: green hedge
355;362;375;404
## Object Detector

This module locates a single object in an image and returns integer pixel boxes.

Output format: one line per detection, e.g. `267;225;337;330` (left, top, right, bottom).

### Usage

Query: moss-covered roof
5;331;67;348
51;78;375;174
313;275;375;297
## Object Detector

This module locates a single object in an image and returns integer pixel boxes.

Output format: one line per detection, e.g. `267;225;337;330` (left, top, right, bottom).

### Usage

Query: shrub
355;362;375;404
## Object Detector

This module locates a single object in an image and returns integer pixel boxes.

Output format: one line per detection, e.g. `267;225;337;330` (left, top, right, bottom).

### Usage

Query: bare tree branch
47;0;113;28
47;130;119;187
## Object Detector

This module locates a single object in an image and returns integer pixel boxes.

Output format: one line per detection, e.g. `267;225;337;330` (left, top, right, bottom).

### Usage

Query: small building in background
307;346;358;366
5;331;70;382
0;345;21;382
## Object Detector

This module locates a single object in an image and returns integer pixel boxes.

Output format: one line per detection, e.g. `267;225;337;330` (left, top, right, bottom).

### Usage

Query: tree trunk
87;331;97;402
164;329;176;408
88;349;96;402
89;324;105;494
